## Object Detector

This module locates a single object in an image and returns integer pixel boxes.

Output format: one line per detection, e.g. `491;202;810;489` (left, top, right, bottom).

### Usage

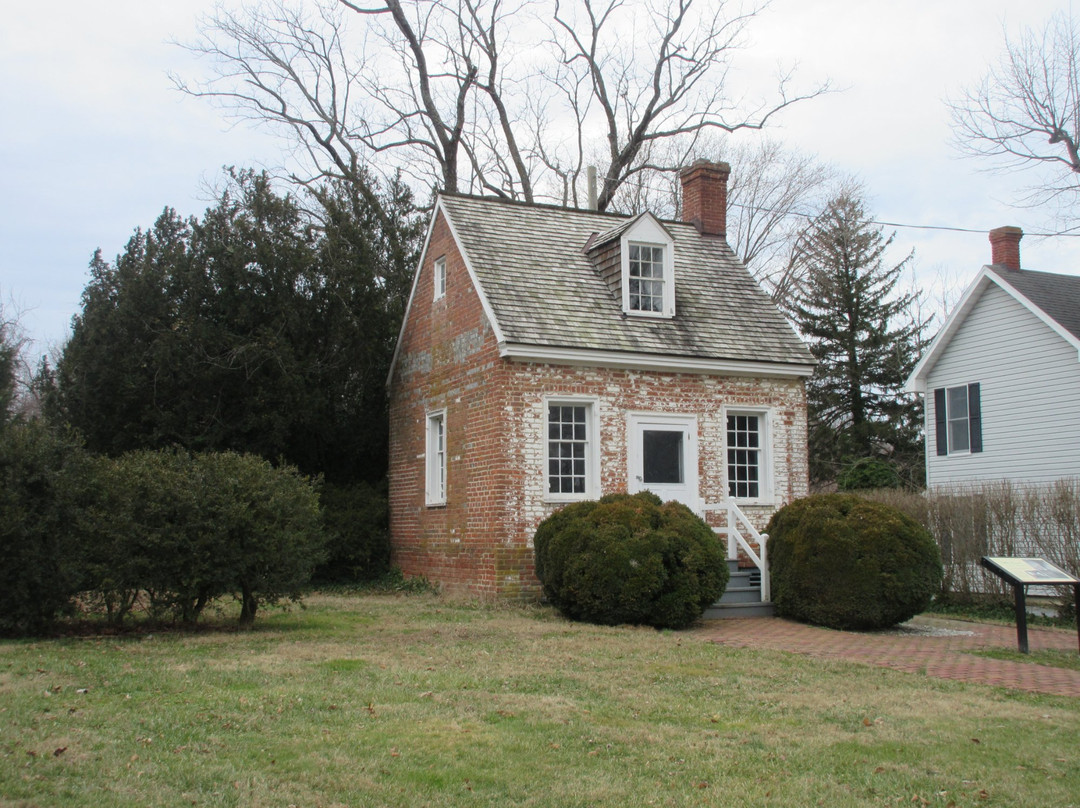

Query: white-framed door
627;413;699;511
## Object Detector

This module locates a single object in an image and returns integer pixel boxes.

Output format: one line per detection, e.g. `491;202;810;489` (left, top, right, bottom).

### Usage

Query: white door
628;414;699;511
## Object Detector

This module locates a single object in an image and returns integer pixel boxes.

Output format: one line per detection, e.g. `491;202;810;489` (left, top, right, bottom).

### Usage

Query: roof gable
906;265;1080;392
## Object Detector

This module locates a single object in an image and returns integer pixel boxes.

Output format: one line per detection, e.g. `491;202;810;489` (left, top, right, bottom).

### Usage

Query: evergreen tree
52;170;421;483
786;193;928;487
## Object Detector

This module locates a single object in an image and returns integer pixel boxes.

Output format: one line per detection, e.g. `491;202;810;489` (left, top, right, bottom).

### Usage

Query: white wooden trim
438;200;507;346
907;265;1080;392
424;409;447;507
386;196;507;386
433;255;446;300
500;343;814;378
542;397;601;503
722;406;775;506
626;412;699;511
620;214;676;318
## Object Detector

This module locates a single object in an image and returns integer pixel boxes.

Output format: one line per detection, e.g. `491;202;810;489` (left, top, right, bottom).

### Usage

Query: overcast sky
2;0;1078;359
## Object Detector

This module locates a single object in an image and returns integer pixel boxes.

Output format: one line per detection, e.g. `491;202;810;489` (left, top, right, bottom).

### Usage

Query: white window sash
426;410;447;505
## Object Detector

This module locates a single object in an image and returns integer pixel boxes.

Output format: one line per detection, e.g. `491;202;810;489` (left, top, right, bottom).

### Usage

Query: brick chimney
989;226;1023;271
680;160;731;237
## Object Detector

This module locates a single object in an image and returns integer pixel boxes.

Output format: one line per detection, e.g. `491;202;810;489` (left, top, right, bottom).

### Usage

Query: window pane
727;414;761;499
643;430;683;484
548;404;589;496
427;413;446;503
628;243;665;312
947;386;970;453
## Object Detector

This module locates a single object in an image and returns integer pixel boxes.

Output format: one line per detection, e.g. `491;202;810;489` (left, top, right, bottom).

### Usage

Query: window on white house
433;256;446;300
628;243;665;313
547;403;594;498
727;413;764;500
934;383;982;456
947;386;969;453
426;410;446;505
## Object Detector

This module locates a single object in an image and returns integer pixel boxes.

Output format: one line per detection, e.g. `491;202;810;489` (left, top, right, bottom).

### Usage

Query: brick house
387;161;815;598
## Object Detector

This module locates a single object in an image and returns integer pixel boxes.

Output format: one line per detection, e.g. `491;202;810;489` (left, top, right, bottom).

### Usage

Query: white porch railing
699;499;770;602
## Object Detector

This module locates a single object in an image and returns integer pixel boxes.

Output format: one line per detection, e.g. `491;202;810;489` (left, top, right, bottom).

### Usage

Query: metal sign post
980;557;1080;655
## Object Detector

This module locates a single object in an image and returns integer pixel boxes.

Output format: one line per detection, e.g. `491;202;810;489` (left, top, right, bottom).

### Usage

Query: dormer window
620;214;675;318
628;243;666;313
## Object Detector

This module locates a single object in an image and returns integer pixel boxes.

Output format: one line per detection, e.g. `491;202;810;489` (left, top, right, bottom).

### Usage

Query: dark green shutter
934;388;947;456
968;383;982;453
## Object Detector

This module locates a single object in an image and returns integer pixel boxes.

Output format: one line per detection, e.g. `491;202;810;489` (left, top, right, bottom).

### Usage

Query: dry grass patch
1;592;1077;807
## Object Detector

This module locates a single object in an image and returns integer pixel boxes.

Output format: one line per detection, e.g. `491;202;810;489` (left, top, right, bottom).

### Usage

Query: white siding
924;283;1080;486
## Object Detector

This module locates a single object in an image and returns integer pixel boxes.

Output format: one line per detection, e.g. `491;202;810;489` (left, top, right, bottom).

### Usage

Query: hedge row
0;422;390;636
863;481;1080;606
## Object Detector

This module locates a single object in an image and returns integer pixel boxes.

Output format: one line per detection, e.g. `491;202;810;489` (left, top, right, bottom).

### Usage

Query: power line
605;171;1080;238
730;201;1080;239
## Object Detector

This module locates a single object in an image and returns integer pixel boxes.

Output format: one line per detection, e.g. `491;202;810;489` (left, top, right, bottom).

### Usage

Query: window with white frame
547;402;595;498
947;386;970;453
628;243;666;314
426;410;447;505
618;214;675;318
433;256;447;300
727;413;766;500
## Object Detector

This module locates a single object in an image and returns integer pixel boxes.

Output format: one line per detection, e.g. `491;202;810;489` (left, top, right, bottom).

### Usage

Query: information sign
982;557;1079;586
980;556;1080;655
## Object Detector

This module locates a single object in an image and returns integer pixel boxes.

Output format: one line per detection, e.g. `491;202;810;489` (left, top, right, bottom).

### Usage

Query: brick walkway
697;616;1080;698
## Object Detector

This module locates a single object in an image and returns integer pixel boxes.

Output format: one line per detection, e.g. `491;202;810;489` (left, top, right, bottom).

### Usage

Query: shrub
84;450;325;627
0;422;89;636
862;482;1080;614
183;452;326;626
534;491;727;629
84;450;231;623
313;481;391;583
836;457;901;491
766;493;942;630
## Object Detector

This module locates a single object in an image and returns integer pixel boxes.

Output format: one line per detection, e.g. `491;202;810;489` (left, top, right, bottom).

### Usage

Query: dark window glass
643;430;683;484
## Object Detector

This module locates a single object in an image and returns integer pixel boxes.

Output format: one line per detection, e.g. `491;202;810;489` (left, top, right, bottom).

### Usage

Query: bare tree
173;4;398;213
176;0;825;212
950;10;1080;224
605;135;835;301
546;0;828;211
0;290;32;423
719;138;834;298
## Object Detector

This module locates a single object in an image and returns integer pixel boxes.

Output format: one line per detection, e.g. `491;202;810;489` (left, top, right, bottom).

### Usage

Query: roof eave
906;265;1080;394
904;266;995;392
499;342;815;378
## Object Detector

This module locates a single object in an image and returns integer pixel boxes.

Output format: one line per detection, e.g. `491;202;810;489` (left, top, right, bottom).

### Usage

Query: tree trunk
239;586;258;628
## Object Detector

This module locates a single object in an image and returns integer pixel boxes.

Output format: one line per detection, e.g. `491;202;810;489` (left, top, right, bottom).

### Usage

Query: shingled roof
994;268;1080;342
437;193;814;373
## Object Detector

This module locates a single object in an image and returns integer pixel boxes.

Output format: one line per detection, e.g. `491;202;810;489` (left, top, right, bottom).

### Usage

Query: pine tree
786;193;928;487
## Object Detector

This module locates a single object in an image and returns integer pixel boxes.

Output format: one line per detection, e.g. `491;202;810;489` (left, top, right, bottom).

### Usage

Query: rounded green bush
766;493;943;630
534;491;728;629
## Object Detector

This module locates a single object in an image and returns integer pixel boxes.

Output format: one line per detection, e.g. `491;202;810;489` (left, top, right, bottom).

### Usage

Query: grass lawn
1;593;1078;807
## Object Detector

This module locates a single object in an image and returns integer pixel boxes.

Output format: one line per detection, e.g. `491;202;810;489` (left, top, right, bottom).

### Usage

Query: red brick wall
389;209;808;598
388;209;512;596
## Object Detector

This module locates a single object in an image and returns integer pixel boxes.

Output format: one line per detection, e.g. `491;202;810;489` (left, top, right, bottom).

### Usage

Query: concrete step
703;601;775;619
